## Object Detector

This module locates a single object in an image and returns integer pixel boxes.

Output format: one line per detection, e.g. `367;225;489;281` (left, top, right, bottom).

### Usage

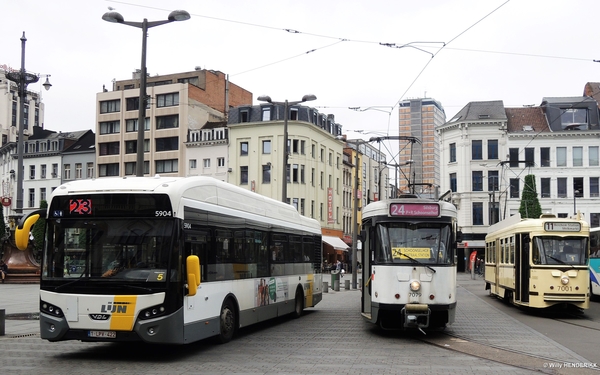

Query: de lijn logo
101;301;131;314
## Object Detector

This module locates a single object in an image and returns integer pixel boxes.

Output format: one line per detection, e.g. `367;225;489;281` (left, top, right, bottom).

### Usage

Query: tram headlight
410;280;421;292
561;275;569;285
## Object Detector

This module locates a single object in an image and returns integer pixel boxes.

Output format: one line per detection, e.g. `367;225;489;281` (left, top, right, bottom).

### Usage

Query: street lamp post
5;32;52;214
257;95;317;203
102;9;190;177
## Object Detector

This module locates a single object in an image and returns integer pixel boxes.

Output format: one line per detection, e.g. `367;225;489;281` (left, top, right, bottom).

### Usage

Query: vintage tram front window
375;223;451;264
533;236;588;265
43;219;177;282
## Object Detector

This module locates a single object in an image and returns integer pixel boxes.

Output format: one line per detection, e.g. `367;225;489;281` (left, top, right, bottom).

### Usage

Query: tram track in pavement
415;330;599;374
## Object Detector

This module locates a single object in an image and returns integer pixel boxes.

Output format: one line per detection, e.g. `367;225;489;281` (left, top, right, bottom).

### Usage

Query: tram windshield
532;236;588;265
42;218;178;282
374;223;451;264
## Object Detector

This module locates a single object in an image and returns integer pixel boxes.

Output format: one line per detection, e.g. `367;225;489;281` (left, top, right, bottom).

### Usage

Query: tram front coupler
402;303;430;334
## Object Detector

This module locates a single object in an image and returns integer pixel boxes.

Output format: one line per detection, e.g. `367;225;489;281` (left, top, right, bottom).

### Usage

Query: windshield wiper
548;256;576;269
54;276;89;291
399;252;436;273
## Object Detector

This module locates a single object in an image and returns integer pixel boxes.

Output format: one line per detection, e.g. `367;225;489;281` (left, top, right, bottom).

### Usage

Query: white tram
485;213;590;310
360;195;461;332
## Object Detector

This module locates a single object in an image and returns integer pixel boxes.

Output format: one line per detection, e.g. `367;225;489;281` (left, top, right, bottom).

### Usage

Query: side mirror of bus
186;255;201;296
15;209;46;251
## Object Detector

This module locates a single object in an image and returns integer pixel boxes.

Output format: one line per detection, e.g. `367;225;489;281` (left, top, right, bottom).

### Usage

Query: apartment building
227;104;350;264
95;69;252;177
398;98;446;195
438;93;600;264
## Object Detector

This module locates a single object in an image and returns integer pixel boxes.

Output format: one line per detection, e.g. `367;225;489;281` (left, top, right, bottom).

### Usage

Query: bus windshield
43;218;177;282
532;236;588;265
375;223;451;264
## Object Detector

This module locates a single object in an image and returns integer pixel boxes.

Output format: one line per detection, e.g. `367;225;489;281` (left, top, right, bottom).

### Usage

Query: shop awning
322;236;349;251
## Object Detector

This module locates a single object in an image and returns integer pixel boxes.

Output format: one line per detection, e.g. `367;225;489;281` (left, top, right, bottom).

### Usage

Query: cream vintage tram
484;213;589;309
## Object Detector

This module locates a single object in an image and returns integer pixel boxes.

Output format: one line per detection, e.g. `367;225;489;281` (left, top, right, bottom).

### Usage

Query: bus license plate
88;330;116;339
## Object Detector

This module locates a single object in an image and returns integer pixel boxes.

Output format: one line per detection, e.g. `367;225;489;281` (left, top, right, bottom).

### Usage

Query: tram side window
509;236;515;264
500;239;505;264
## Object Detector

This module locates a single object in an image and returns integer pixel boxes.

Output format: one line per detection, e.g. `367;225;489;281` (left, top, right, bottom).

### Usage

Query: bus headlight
560;275;569;285
410;280;421;292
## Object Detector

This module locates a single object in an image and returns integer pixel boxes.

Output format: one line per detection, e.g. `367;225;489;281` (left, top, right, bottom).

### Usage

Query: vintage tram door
361;227;372;317
519;234;530;303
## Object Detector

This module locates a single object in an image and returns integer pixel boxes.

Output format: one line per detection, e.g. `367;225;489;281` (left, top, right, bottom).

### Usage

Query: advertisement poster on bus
255;277;288;306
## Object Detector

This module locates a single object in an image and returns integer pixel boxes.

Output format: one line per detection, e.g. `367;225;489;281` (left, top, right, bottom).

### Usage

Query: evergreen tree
31;200;48;251
519;175;542;219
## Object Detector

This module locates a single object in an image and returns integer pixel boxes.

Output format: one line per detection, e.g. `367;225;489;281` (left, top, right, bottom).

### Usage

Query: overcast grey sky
2;0;598;160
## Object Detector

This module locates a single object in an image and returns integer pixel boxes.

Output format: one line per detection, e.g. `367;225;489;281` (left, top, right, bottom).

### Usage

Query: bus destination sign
389;203;440;217
544;222;581;232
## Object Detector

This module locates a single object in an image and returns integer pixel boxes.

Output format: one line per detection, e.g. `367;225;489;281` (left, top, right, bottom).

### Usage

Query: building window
240;109;250;122
590;146;599;167
203;159;210;168
155;137;179;151
41;164;46;179
75;163;82;179
190;159;197;169
240;142;249;156
261;107;270;121
557;177;567;198
300;165;305;184
525;148;534;166
557;147;567;167
487;140;498;159
292;164;299;183
561;108;587;130
590;177;599;198
293;140;300;154
52;163;58;178
472;171;483;191
29;188;35;208
156;115;179;129
574;177;584;197
40;187;46;202
473;202;483;225
156;93;179;107
450;173;457;192
217;157;225;167
125;162;149;175
471;140;482;160
488;171;499;191
509;148;519;167
126;97;139;111
100;121;120;134
240;166;248;185
262;164;271;183
449;143;456;163
87;163;94;178
541;178;551;198
301;140;306;155
510;178;520;198
262;140;271;154
155;159;178;173
29;165;35;179
126;118;150;132
100;99;120;114
99;142;120;155
99;163;119;177
63;165;71;180
573;147;583;167
540;147;550;167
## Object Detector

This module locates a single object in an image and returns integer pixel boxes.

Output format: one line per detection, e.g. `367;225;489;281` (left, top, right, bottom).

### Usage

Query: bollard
323;281;328;292
0;309;5;336
334;280;340;291
344;279;350;290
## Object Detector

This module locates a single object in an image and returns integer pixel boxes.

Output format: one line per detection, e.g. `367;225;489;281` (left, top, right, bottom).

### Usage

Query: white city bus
16;176;322;344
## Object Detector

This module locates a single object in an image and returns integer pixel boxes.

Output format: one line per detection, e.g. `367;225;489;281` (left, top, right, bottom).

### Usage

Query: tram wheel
292;288;304;318
216;299;236;344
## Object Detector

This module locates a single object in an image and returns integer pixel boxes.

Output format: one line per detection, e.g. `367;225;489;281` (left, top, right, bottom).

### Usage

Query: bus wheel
292;288;304;318
217;299;236;344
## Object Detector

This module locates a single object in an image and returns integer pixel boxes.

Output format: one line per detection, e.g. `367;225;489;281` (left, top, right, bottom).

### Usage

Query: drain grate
8;333;40;339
